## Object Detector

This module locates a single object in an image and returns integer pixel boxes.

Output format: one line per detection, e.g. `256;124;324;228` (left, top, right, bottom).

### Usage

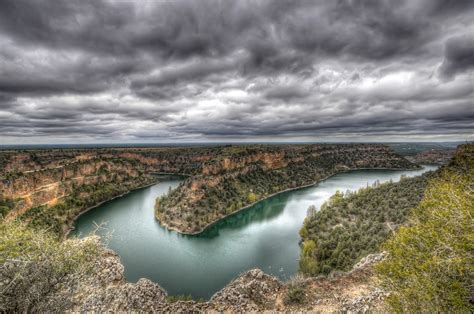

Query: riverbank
64;180;160;238
157;166;423;236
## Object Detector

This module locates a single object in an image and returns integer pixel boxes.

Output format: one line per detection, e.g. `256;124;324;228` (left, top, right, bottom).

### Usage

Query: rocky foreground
73;242;387;312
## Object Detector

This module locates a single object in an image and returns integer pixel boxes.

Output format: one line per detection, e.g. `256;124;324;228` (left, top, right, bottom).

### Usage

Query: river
71;165;437;299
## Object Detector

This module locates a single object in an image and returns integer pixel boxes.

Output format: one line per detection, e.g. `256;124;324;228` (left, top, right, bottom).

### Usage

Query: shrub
284;274;307;305
247;192;257;203
0;220;101;312
299;240;319;275
166;294;194;302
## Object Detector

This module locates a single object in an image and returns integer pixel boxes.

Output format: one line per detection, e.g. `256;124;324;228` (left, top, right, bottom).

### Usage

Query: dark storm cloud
0;0;473;143
439;34;474;79
0;1;134;55
131;57;240;91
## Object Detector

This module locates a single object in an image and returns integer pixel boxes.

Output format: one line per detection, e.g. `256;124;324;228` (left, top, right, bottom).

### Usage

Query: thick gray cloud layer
0;0;473;143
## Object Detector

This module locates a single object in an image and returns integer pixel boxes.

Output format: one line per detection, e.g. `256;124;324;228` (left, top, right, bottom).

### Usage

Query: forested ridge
156;144;416;233
299;171;434;276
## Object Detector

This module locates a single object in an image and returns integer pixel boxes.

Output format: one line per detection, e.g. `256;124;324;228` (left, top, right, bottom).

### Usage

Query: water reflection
199;193;289;238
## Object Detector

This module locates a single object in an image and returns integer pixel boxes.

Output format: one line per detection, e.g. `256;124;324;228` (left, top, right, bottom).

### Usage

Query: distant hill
387;142;463;156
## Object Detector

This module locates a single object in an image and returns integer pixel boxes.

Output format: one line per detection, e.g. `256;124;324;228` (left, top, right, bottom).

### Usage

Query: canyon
0;144;417;235
1;144;471;312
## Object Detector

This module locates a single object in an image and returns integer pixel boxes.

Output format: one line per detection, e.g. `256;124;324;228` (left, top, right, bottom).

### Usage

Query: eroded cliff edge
0;144;416;236
155;144;417;234
73;240;387;312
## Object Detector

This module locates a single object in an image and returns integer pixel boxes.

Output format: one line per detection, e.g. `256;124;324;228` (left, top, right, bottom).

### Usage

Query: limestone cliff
0;144;416;236
156;144;418;234
0;146;215;234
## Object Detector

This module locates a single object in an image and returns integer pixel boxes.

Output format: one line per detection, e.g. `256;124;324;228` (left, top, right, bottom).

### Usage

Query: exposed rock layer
0;144;416;235
156;144;417;233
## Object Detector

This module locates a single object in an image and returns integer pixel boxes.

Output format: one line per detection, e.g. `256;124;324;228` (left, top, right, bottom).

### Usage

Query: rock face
70;244;388;312
0;144;416;236
75;250;283;312
340;288;388;313
352;252;387;271
210;269;283;311
81;278;168;312
156;144;417;234
75;249;167;312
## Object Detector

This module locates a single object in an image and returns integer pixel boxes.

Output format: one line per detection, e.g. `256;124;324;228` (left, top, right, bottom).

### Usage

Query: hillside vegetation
0;144;416;235
299;171;434;276
0;144;471;312
156;144;416;233
376;144;473;312
19;174;155;236
406;148;455;165
299;143;473;312
0;156;158;236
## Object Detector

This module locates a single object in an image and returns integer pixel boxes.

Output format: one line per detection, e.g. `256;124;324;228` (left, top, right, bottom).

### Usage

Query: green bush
247;192;257;203
299;240;319;275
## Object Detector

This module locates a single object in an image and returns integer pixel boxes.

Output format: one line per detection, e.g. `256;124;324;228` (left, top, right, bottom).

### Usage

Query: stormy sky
0;0;473;144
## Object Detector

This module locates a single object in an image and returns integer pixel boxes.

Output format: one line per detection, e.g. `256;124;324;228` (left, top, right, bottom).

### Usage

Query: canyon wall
0;144;416;235
155;144;418;233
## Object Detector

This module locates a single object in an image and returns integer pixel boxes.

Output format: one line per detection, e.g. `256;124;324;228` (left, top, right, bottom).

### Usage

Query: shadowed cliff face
0;144;416;235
